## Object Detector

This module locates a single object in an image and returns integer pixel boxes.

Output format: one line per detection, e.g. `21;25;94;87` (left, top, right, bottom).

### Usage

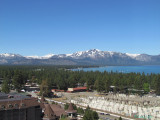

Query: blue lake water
73;65;160;74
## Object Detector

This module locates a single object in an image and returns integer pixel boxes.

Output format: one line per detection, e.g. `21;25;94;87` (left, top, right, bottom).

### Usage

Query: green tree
64;103;69;110
134;75;142;90
155;76;160;95
67;75;77;88
143;83;150;93
13;71;25;92
2;78;10;93
104;76;111;93
83;106;99;120
59;115;69;120
77;107;84;114
83;109;93;120
119;117;122;120
92;111;99;120
94;77;104;93
40;79;50;97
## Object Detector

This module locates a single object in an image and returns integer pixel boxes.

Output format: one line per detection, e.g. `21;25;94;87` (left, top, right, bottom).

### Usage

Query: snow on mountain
24;49;142;60
0;49;158;63
66;54;72;57
105;51;114;56
26;54;54;59
0;49;142;60
125;53;140;58
0;49;160;65
134;54;152;61
69;49;112;59
25;56;42;59
42;54;54;59
0;53;23;58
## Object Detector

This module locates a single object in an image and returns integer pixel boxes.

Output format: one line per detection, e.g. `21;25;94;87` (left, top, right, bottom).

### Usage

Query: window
1;105;5;110
21;103;26;107
8;104;13;108
15;104;19;108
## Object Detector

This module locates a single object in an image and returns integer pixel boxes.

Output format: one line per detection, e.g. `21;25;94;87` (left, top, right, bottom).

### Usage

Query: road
98;113;129;120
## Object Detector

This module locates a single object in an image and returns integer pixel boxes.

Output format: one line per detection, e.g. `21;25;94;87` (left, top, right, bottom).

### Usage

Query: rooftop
0;92;30;102
0;92;40;111
43;104;57;119
66;103;77;113
50;104;67;117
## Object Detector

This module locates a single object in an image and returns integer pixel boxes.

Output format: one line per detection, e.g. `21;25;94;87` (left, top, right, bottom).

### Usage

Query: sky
0;0;160;56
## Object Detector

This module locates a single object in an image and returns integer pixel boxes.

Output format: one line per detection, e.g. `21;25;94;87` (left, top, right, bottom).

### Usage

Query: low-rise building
0;92;42;120
67;87;87;93
40;97;77;120
65;103;77;120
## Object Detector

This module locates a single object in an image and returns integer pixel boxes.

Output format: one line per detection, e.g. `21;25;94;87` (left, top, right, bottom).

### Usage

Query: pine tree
143;83;150;93
94;77;104;93
83;106;99;120
40;79;50;96
119;117;122;120
2;78;10;93
104;76;111;93
155;76;160;95
13;71;25;92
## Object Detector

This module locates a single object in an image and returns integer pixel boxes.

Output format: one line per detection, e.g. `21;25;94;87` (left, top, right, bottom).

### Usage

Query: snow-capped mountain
26;54;54;59
0;53;26;64
68;49;115;59
46;49;133;59
125;53;140;58
0;53;23;58
0;49;160;65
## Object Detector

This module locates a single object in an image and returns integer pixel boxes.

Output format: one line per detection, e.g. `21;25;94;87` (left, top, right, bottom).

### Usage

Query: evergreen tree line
0;65;160;95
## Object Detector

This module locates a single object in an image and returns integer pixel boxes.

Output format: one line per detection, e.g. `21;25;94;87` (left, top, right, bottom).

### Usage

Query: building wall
0;110;5;120
68;88;73;92
27;107;36;120
35;107;42;120
19;109;26;120
13;109;19;120
0;106;42;120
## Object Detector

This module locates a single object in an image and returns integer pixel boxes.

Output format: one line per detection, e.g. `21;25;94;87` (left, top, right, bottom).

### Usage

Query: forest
0;65;160;95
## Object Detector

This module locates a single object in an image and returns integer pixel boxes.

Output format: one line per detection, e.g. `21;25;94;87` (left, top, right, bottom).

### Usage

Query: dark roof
66;103;77;113
73;87;87;91
50;104;67;117
0;92;8;97
43;104;57;120
0;97;40;111
51;89;65;92
0;92;8;100
0;92;30;102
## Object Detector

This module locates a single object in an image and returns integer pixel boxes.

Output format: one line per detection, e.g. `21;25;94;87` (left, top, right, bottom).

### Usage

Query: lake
73;65;160;74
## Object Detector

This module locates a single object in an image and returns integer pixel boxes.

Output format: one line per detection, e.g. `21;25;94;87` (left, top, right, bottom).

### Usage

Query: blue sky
0;0;160;56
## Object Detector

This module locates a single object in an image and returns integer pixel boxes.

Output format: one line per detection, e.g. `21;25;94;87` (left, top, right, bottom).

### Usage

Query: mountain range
0;49;160;66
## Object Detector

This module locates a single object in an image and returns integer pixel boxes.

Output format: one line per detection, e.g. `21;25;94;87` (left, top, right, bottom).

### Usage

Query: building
50;104;67;118
67;87;87;93
40;97;77;120
43;104;57;120
0;92;42;120
65;103;77;120
40;96;67;120
51;89;65;93
24;82;40;92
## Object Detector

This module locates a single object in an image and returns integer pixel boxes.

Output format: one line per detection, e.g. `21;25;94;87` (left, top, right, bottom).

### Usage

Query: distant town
0;65;160;120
